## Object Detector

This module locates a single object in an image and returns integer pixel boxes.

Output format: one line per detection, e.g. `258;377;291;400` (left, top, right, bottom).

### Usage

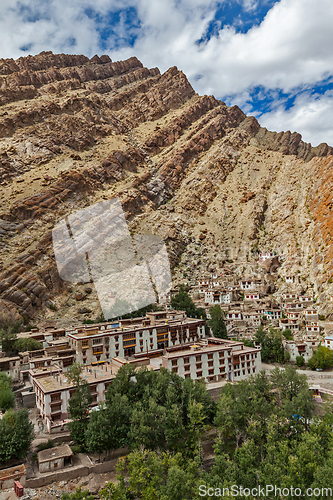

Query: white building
239;279;259;290
205;290;235;305
67;312;204;364
306;322;320;334
284;341;313;362
244;292;260;301
161;338;261;383
281;292;298;302
259;251;275;262
227;311;243;320
304;309;319;321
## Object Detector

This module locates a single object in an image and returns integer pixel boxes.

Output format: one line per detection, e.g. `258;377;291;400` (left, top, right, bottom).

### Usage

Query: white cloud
1;0;333;145
258;90;333;147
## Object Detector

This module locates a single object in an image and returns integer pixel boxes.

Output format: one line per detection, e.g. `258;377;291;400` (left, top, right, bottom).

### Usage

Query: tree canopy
308;344;333;370
208;305;228;339
171;285;206;320
98;367;333;500
0;373;15;412
0;409;34;461
84;364;213;459
67;363;92;448
254;326;285;363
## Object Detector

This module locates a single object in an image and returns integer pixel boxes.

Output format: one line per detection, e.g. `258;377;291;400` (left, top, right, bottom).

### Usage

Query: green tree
270;366;314;422
171;285;204;318
187;399;207;462
13;338;42;352
308;345;333;370
243;339;255;348
0;409;34;461
67;363;92;448
0;326;18;353
208;305;227;339
0;373;15;412
296;355;305;367
100;451;200;500
255;327;285;363
62;487;94;500
86;393;131;455
283;328;293;340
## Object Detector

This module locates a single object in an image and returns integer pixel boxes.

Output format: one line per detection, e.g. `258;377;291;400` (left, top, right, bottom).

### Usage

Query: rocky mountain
0;50;333;327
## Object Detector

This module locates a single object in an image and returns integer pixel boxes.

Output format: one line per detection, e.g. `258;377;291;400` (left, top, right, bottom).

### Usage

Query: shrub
37;439;55;452
296;355;305;367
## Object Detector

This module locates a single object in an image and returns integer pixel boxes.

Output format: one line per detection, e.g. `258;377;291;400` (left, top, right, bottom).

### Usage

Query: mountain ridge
0;51;333;326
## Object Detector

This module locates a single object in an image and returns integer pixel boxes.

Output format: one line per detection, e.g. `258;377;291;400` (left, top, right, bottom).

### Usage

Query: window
51;393;61;402
196;355;201;362
208;361;213;367
208;354;213;360
208;369;214;375
196;363;202;369
196;371;202;378
172;367;178;373
51;403;61;412
93;338;102;345
220;367;225;373
184;364;190;372
171;359;178;366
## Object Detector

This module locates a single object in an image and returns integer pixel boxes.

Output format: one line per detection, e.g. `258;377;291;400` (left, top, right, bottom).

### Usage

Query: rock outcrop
1;50;333;323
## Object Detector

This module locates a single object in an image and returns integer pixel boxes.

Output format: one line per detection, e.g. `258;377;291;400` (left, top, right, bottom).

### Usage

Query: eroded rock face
1;50;333;323
0;299;23;325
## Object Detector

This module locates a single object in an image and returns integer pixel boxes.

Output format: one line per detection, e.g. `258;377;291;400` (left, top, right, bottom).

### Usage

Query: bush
70;445;82;454
283;328;293;341
0;388;15;412
308;345;333;370
62;487;94;500
284;351;291;362
13;338;42;352
296;355;305;367
37;439;55;452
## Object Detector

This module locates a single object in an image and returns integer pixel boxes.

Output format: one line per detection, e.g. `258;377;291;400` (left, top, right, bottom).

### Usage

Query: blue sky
1;0;333;146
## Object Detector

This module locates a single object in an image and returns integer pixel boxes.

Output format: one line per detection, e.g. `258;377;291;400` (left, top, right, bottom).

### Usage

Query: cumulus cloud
1;0;333;145
258;90;333;147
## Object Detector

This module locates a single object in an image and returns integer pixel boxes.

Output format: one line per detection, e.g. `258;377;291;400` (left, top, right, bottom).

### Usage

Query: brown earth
1;51;333;325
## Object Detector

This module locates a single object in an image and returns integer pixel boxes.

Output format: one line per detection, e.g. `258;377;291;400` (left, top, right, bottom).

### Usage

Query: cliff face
0;51;332;325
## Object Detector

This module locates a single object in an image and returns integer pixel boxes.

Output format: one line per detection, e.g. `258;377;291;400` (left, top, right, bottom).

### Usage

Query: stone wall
26;447;128;489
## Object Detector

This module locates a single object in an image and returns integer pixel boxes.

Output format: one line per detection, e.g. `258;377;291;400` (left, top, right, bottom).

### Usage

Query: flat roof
38;444;73;463
163;342;241;359
34;363;119;393
48;339;70;345
0;356;20;363
30;357;52;363
67;318;203;340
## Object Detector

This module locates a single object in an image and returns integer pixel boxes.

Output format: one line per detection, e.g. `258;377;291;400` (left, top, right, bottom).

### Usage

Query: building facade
161;338;261;383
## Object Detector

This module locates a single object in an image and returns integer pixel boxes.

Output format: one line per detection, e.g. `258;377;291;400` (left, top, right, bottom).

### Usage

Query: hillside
0;51;333;327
